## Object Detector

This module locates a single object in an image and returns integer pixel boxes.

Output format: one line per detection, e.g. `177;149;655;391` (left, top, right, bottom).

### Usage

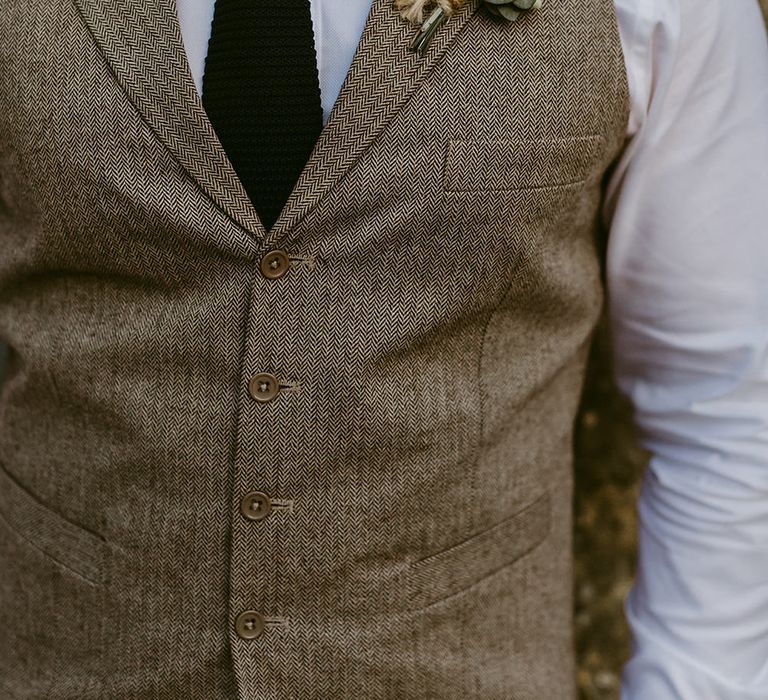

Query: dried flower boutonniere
398;0;543;56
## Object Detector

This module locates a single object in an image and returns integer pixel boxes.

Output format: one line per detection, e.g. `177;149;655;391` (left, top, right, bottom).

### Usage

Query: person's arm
604;0;768;697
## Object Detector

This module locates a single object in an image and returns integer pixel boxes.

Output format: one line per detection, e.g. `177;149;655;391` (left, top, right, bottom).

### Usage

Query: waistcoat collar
69;0;481;242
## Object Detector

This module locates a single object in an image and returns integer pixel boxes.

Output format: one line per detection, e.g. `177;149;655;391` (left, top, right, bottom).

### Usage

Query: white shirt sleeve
605;1;768;698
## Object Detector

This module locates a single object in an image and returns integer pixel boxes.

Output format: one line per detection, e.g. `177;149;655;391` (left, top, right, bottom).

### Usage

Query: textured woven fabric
202;0;324;231
0;0;629;697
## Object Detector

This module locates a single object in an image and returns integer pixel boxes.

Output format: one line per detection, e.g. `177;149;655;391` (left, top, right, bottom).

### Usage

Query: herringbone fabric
0;0;629;698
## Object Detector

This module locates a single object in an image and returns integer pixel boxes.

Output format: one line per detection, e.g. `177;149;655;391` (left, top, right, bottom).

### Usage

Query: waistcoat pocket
442;136;605;192
0;461;107;585
406;490;551;610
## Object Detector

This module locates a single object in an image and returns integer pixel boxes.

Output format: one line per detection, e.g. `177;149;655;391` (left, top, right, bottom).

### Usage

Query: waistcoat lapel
70;0;479;241
69;0;266;238
267;0;482;240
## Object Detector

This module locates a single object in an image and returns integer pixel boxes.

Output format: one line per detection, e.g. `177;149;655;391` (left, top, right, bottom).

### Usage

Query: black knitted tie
202;0;324;231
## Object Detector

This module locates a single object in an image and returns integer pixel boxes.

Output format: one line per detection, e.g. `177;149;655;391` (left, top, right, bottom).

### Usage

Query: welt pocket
407;491;551;610
442;135;605;192
0;461;107;585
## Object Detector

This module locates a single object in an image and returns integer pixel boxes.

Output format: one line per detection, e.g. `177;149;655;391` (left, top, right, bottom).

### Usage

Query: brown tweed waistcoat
0;0;629;697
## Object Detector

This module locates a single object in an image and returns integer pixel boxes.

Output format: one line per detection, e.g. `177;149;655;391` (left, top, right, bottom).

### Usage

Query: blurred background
573;315;647;699
0;6;766;698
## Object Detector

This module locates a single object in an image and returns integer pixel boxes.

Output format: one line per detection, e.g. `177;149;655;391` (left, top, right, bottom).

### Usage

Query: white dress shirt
176;1;768;697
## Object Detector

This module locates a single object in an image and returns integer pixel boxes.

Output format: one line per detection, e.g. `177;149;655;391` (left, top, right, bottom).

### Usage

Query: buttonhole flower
397;0;543;56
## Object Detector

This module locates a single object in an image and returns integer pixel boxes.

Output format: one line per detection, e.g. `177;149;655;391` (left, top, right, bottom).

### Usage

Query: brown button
235;610;265;640
260;250;290;280
240;491;273;521
249;373;280;403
